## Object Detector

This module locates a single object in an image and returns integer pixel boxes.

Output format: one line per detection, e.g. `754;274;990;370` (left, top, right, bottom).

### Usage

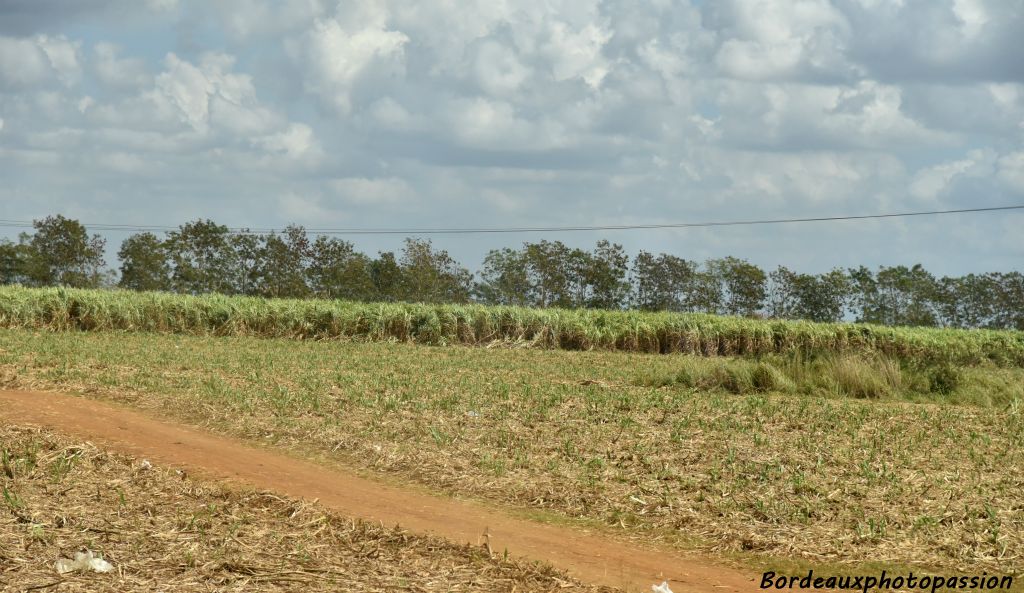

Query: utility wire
1;204;1022;236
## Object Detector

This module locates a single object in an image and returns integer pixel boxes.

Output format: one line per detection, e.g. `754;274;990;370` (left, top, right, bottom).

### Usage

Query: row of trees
2;215;1022;330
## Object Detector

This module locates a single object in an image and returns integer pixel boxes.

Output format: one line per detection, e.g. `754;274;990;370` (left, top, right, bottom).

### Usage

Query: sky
1;0;1022;277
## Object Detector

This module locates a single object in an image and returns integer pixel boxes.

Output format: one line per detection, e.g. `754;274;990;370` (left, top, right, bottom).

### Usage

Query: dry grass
0;424;611;593
1;329;1022;578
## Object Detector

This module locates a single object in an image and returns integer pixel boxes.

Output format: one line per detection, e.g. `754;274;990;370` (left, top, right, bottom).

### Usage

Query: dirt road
0;389;760;592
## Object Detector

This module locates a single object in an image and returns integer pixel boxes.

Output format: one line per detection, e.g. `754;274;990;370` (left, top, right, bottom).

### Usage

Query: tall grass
2;285;1023;366
635;352;1024;406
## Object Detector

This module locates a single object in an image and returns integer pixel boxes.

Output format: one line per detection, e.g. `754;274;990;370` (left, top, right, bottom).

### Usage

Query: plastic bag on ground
55;550;114;574
651;581;674;593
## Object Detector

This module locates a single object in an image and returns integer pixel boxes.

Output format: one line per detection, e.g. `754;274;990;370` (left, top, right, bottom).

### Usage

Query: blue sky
1;0;1022;276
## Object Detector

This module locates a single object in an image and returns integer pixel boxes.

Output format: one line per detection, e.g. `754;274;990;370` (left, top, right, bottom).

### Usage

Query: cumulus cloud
288;7;409;115
253;123;320;161
474;40;532;95
0;34;80;88
709;0;856;82
93;43;149;88
2;0;1023;275
539;20;612;88
997;152;1024;193
138;52;292;140
213;0;329;41
328;176;415;205
908;149;996;200
839;0;1024;83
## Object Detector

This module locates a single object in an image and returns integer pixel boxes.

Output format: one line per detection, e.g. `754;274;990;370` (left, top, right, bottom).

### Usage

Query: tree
992;272;1024;330
705;257;766;317
370;252;402;302
847;266;879;323
117;232;171;292
256;225;311;299
397;238;473;303
769;267;850;322
307;236;375;300
21;215;106;288
164;219;238;295
879;265;939;327
800;269;850;322
0;240;29;285
849;265;938;326
230;233;263;296
766;266;799;319
523;240;572;308
632;251;700;312
475;247;532;306
585;240;629;309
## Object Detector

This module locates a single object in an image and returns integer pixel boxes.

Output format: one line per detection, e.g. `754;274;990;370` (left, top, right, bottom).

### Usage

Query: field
0;424;605;592
2;331;1023;573
1;286;1022;587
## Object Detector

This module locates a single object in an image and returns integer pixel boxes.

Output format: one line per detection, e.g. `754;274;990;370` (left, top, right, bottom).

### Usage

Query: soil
0;389;760;592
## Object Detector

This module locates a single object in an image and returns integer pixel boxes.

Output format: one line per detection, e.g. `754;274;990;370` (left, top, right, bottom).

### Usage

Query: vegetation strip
2;286;1023;366
4;215;1023;330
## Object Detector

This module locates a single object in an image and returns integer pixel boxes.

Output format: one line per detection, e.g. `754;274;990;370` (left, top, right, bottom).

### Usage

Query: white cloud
711;0;853;81
368;96;420;131
145;0;179;12
147;52;284;137
290;11;409;114
253;123;319;160
952;0;990;39
445;96;571;151
36;35;82;86
3;0;1024;276
699;149;901;206
26;127;85;150
328;177;415;205
93;42;149;88
474;40;531;95
997;152;1024;193
540;21;612;88
96;151;150;173
713;80;951;150
213;0;328;40
0;35;79;88
909;149;996;200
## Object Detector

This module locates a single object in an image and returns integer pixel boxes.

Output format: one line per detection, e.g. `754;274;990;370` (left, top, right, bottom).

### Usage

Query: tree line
2;215;1022;330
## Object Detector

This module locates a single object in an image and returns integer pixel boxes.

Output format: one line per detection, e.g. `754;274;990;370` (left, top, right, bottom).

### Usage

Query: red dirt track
0;389;760;592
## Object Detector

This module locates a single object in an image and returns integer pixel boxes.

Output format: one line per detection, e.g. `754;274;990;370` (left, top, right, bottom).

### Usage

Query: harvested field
0;423;613;593
1;328;1022;577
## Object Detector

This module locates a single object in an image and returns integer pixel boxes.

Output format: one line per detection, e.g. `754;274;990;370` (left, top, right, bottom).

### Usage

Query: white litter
466;410;480;418
55;550;114;574
651;581;674;593
140;459;152;470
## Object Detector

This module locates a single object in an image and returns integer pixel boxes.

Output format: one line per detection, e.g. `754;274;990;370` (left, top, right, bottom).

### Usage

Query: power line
1;204;1022;236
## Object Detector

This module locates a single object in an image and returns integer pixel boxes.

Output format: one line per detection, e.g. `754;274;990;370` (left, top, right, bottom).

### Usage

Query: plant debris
1;424;614;592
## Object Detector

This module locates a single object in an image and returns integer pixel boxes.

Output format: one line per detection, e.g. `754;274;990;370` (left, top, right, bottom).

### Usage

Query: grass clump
645;352;1022;406
666;360;795;394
